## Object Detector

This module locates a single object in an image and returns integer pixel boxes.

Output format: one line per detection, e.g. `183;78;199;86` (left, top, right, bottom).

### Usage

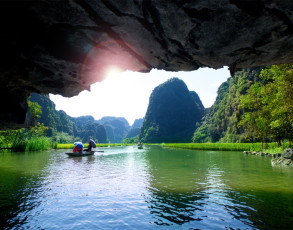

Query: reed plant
13;137;51;152
26;137;51;151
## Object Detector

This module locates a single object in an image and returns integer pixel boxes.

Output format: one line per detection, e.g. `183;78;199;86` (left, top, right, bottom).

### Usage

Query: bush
192;131;208;143
219;134;239;143
51;132;76;144
122;135;139;144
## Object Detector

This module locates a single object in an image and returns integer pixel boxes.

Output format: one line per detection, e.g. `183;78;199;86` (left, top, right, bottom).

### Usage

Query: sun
105;65;123;78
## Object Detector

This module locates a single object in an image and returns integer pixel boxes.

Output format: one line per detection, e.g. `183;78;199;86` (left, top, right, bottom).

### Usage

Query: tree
239;64;293;147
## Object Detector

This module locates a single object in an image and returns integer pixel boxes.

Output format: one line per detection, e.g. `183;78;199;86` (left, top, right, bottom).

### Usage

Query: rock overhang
1;0;293;129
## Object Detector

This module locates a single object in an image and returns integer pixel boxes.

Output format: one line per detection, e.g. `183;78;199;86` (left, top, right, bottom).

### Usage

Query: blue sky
50;67;230;126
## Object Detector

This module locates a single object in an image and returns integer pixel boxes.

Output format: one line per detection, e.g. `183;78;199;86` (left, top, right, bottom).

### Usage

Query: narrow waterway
0;146;292;229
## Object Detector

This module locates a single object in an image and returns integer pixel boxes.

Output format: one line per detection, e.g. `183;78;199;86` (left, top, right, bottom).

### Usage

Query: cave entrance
50;67;229;126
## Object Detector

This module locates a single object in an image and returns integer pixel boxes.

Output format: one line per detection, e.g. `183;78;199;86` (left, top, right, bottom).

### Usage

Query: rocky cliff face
140;78;204;143
1;0;293;129
98;116;130;143
125;118;144;139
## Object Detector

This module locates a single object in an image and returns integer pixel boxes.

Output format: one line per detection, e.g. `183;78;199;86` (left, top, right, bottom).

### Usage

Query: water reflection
0;147;293;229
0;151;52;229
143;147;293;229
143;147;209;226
146;190;206;225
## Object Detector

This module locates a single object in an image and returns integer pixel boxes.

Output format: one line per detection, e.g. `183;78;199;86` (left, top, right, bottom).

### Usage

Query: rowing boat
66;151;94;157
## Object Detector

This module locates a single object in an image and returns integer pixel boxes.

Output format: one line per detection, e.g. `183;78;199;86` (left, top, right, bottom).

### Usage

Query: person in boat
73;142;84;153
84;139;96;152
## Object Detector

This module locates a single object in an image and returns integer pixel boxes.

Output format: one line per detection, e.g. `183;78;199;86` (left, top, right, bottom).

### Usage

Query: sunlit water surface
0;146;292;229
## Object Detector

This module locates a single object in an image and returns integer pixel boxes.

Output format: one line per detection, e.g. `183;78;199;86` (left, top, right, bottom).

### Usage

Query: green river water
0;146;292;229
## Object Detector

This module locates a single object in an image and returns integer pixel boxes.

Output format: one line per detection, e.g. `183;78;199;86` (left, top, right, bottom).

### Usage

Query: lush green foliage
30;94;75;136
30;94;108;143
0;97;50;151
122;135;139;144
193;65;293;148
122;119;143;143
51;132;76;144
0;129;23;149
28;94;140;145
239;64;293;146
13;137;51;152
125;128;140;139
192;68;263;143
140;78;204;143
73;118;108;143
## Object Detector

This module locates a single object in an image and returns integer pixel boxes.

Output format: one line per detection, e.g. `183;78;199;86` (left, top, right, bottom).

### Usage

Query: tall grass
160;142;285;152
13;137;51;152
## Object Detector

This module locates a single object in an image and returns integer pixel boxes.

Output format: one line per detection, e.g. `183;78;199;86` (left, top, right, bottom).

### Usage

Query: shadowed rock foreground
1;0;293;129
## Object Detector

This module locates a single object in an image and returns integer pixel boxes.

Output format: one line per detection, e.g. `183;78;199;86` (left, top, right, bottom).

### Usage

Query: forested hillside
140;78;204;143
70;116;108;143
30;94;108;143
192;68;262;143
30;94;75;137
193;65;293;145
29;64;293;145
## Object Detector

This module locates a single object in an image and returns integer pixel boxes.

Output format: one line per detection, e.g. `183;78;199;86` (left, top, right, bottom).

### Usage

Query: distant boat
66;151;94;157
138;144;143;149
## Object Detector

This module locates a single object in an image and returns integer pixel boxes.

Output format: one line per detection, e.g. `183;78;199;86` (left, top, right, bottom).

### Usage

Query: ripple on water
1;147;293;229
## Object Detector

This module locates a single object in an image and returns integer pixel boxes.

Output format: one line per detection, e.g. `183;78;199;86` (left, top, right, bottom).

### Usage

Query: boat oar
82;148;104;153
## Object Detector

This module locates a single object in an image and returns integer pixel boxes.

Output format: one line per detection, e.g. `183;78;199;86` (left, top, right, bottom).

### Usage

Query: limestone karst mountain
140;78;204;143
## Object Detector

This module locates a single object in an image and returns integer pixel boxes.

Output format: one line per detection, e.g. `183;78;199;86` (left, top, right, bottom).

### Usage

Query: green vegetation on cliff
140;78;204;143
193;68;262;143
193;64;293;148
70;116;108;143
30;94;75;137
30;94;108;143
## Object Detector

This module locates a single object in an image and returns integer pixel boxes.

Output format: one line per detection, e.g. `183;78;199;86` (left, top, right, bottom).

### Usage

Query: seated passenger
84;139;96;152
73;142;84;153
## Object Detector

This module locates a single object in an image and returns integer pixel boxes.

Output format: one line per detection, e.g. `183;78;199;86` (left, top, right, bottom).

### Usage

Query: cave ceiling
1;0;293;129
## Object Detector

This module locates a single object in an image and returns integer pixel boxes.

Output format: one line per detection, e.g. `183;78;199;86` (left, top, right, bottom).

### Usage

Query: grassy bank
159;142;288;152
55;143;133;149
13;137;51;152
30;141;289;153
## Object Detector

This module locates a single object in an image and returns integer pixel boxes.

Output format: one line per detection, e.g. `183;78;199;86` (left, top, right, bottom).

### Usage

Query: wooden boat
138;144;143;149
66;151;94;157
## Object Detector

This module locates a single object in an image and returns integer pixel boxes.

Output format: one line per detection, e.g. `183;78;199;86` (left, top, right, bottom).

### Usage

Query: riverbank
243;150;293;166
160;143;293;166
159;143;283;152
